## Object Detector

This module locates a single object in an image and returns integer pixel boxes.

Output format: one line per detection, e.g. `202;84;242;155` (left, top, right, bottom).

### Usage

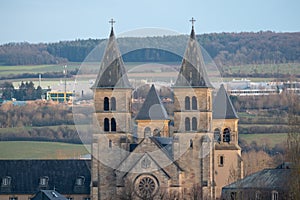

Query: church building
91;20;243;200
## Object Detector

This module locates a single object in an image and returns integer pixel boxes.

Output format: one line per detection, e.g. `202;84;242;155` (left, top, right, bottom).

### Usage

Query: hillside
0;31;299;66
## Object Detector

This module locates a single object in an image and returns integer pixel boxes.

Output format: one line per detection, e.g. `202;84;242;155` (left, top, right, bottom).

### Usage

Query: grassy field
0;133;286;160
1;62;299;80
239;133;287;147
223;63;300;75
0;141;90;159
0;63;81;76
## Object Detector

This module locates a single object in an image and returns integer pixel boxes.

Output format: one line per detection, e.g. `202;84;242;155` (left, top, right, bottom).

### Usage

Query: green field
0;141;90;159
0;133;287;160
223;63;300;75
0;62;299;80
0;63;82;76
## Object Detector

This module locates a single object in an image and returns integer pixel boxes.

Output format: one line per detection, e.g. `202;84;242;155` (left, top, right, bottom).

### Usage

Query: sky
0;0;299;44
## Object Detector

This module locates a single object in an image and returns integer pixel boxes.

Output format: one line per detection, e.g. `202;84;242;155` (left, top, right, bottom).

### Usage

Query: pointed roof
115;137;183;174
213;84;238;119
92;27;131;89
135;84;168;120
174;26;213;88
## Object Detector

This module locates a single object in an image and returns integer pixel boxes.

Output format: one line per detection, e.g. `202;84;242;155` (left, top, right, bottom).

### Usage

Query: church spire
189;17;196;39
213;84;238;119
109;18;115;37
174;18;213;88
92;19;131;89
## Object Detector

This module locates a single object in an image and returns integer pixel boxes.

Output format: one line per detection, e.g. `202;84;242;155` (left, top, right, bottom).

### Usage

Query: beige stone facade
91;25;243;200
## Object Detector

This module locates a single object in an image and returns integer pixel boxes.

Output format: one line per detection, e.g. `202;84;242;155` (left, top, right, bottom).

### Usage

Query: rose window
135;175;159;198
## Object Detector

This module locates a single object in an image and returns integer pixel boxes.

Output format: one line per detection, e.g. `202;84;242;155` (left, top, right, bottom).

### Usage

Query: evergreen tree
1;82;15;100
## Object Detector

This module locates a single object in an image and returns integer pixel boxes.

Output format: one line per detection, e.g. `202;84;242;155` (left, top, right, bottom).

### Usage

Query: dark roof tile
32;190;68;200
223;168;291;190
0;160;91;195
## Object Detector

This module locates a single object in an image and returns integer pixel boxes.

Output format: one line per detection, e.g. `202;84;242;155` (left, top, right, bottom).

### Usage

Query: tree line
0;101;74;128
0;31;299;66
0;68;78;81
0;42;67;65
1;81;43;101
0;101;88;143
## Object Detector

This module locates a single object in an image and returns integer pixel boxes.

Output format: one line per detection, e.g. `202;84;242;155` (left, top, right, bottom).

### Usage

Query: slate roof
0;160;91;195
152;137;173;157
174;26;213;88
116;137;183;175
213;84;239;119
135;84;168;120
92;27;131;89
222;167;291;190
31;190;68;200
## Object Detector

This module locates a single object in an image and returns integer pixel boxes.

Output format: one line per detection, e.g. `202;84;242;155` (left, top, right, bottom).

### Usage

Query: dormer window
39;176;49;186
272;191;278;200
1;176;11;186
75;176;85;186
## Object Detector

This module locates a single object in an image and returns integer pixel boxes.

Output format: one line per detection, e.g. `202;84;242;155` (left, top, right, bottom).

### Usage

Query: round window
135;175;159;199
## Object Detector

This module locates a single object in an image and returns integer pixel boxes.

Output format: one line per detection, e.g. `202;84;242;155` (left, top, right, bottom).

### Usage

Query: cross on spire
189;17;196;27
109;18;116;28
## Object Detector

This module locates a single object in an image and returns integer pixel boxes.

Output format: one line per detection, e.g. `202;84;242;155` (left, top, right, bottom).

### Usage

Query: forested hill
0;31;299;66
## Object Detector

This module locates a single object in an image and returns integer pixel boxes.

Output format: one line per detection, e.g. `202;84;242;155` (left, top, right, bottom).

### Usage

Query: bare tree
286;92;300;200
117;180;136;200
242;150;276;176
190;183;203;200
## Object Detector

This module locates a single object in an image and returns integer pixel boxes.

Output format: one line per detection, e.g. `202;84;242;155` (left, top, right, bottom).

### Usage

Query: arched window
214;128;221;142
192;117;197;131
108;139;112;148
192;96;197;110
111;97;116;111
185;96;190;110
223;128;231;143
104;97;109;111
111;118;116;132
153;128;160;137
185;117;190;131
104;118;109;132
144;127;151;138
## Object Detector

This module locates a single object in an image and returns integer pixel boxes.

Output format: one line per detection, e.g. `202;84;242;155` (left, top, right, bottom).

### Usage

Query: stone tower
172;23;215;199
91;20;243;200
91;25;133;200
212;84;243;199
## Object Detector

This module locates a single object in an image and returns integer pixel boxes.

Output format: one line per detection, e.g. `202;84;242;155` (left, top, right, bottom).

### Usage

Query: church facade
91;22;243;200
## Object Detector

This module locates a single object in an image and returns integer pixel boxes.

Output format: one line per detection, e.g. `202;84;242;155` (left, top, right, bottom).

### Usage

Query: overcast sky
0;0;299;44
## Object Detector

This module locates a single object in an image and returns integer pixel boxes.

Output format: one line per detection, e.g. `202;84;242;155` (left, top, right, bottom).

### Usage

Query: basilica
91;21;243;200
